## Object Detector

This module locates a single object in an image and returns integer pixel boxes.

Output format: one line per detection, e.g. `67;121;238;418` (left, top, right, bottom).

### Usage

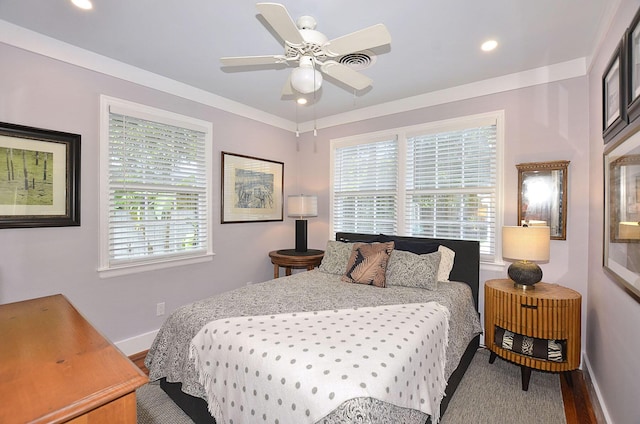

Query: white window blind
100;97;212;274
405;125;497;258
332;138;398;235
331;112;502;263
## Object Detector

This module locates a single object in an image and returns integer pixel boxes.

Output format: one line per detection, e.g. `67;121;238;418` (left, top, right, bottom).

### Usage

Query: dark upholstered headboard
335;232;480;310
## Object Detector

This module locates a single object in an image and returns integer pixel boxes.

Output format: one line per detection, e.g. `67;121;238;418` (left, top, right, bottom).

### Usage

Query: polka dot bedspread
190;302;450;424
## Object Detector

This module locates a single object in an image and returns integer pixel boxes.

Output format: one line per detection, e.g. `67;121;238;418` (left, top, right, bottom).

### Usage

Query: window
330;111;503;263
99;96;213;276
332;136;398;235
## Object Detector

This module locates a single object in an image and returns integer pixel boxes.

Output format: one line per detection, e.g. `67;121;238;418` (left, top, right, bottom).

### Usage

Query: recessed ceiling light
481;40;498;52
297;98;308;105
71;0;93;10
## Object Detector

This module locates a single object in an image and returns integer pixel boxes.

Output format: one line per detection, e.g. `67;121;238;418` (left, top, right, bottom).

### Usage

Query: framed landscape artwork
221;151;283;223
0;122;80;228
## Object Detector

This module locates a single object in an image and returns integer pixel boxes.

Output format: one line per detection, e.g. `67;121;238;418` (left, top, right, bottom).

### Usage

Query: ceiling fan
220;2;392;97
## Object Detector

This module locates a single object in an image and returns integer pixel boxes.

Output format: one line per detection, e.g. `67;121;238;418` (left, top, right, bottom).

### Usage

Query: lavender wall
0;43;298;346
587;1;640;423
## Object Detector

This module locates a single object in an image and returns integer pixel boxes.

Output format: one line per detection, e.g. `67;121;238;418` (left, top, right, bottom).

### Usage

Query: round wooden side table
268;249;324;278
484;278;581;390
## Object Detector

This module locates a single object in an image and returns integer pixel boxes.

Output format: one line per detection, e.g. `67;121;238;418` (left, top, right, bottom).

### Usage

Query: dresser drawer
491;290;570;340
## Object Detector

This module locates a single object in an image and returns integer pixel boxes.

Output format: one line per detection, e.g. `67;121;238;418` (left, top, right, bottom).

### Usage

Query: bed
145;232;482;424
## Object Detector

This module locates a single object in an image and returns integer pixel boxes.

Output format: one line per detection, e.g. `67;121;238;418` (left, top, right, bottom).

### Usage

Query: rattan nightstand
484;278;581;390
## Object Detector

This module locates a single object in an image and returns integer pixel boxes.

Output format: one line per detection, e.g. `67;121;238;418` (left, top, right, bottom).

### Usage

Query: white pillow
437;245;455;282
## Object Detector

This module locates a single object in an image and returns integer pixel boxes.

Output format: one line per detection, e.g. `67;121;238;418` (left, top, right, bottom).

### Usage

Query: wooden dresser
484;279;581;390
0;294;148;423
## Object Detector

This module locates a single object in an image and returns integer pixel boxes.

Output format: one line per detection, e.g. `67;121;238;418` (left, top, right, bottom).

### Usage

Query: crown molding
298;57;587;132
0;19;295;132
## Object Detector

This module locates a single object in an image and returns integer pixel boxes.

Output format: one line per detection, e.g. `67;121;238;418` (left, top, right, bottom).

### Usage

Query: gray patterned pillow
318;240;355;275
386;250;441;290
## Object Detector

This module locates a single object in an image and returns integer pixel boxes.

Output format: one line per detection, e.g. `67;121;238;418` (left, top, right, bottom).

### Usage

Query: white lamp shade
290;66;322;94
287;195;318;218
502;226;550;262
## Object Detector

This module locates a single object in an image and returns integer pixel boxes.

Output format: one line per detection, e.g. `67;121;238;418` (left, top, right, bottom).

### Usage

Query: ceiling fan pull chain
295;102;300;152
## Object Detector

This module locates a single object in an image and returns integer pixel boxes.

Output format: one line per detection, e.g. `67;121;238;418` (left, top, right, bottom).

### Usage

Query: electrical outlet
156;302;165;316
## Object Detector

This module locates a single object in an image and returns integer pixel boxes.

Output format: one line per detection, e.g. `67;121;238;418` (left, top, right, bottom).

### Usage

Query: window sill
480;260;507;273
98;253;215;278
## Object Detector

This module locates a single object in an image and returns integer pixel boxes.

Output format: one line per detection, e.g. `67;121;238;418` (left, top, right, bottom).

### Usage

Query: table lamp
287;194;318;252
502;225;550;289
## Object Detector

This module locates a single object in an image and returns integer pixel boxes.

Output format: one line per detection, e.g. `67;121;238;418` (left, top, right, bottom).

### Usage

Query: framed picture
516;160;569;240
603;40;627;143
604;130;640;299
221;151;283;223
0;122;80;228
626;7;640;122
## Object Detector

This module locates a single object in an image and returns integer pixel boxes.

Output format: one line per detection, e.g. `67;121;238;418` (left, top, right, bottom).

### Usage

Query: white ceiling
0;1;615;125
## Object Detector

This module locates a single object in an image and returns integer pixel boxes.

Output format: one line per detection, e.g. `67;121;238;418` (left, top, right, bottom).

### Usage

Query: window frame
98;95;214;277
330;111;505;265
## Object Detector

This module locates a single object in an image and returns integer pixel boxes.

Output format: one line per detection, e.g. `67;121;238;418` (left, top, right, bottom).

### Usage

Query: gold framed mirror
516;160;569;240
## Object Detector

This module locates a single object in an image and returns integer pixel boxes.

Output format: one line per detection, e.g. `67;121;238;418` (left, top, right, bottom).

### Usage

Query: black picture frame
603;40;628;143
626;6;640;123
221;151;284;223
0;122;80;228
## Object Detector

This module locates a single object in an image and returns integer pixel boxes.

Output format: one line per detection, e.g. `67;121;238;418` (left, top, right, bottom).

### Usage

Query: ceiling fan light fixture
290;56;322;94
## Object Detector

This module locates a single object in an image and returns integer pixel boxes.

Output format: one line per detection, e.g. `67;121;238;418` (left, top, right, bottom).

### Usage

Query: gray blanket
146;270;482;423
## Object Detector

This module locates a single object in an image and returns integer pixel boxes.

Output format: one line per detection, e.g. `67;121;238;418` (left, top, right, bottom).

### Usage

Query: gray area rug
137;348;566;423
440;349;566;423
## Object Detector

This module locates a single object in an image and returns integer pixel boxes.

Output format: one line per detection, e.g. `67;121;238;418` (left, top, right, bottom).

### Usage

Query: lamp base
294;219;308;252
508;260;542;289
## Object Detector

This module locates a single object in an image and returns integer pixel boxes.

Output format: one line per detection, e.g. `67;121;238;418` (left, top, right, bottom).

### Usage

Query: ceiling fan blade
324;24;391;56
281;75;294;96
256;3;305;46
220;55;287;66
320;61;373;90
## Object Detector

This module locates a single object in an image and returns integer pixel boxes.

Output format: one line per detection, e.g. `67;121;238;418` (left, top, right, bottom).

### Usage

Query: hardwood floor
130;350;599;424
129;350;148;376
561;370;599;424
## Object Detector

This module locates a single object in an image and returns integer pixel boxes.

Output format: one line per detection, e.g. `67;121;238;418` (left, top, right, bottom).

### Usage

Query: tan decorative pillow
341;242;394;287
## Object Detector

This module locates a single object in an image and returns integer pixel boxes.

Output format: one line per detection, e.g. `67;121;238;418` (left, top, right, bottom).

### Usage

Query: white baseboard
115;329;159;357
582;353;613;424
